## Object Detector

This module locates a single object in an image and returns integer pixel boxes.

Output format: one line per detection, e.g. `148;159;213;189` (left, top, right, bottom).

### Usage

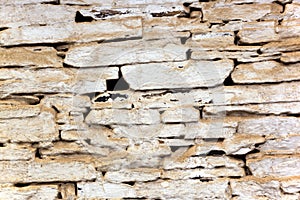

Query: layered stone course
0;0;300;199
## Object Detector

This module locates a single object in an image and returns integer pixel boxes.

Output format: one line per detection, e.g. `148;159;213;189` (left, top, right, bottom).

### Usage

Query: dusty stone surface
1;0;300;199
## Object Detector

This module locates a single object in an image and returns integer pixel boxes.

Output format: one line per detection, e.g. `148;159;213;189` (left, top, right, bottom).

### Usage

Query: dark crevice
57;191;63;199
223;74;235;86
51;105;60;113
106;69;129;91
94;10;130;19
234;31;240;45
35;148;43;159
0;27;9;31
151;11;182;17
202;138;225;142
14;183;31;187
186;49;192;60
101;171;107;176
0;143;5;147
122;181;135;186
206;150;226;156
170;146;182;152
75;11;94;23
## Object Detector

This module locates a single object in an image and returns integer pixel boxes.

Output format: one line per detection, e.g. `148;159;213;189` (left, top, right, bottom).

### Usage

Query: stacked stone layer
0;0;300;199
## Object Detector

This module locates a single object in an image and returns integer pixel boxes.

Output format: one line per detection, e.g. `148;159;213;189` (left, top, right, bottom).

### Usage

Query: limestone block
0;47;62;68
0;105;40;119
247;155;300;178
0;17;142;46
0;160;96;183
0;0;56;5
191;50;258;61
85;109;160;125
59;183;76;199
77;182;136;199
281;179;300;193
134;179;230;199
161;107;199;123
64;39;188;67
0;184;58;200
0;143;34;161
238;116;300;138
104;168;161;183
121;60;234;90
281;51;300;63
0;4;78;28
187;32;234;49
260;37;300;53
232;61;300;83
0;110;58;143
231;178;281;200
259;135;300;154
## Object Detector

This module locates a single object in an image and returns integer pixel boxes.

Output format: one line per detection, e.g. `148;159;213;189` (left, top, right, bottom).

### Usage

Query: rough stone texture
1;0;300;199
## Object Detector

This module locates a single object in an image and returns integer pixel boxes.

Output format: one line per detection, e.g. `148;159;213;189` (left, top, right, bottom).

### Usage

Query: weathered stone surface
104;168;160;183
224;82;300;105
59;183;76;199
188;32;234;49
0;144;34;161
231;178;281;200
0;160;96;183
0;47;62;68
0;0;56;5
0;5;78;28
161;107;199;123
163;155;244;170
0;184;58;200
0;17;142;46
134;179;230;199
77;182;136;199
86;109;160;125
281;51;300;63
0;105;40;119
281;179;300;193
162;167;244;179
232;61;300;83
238;21;279;44
0;95;40;105
64;39;187;67
122;60;234;90
247;155;300;178
204;102;300;116
0;110;58;142
191;50;258;61
203;4;280;22
238;116;300;138
0;67;118;94
261;37;300;53
259;135;300;154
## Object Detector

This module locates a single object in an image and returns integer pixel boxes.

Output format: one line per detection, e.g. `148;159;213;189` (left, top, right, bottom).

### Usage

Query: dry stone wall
0;0;300;199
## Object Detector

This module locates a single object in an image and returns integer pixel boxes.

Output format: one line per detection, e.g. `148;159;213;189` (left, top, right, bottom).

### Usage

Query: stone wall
0;0;300;199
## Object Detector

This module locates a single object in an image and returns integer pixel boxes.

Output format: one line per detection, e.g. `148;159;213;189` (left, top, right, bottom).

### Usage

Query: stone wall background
0;0;300;199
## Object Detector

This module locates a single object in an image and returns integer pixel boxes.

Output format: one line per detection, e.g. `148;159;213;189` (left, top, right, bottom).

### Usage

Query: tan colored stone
187;32;234;49
0;47;62;68
64;39;188;67
0;160;96;183
86;109;160;125
260;37;300;53
0;95;40;105
0;110;58;143
283;3;300;20
191;50;258;61
0;4;78;28
104;168;161;183
135;179;230;199
59;183;76;199
122;60;234;90
0;17;142;46
0;184;58;200
281;51;300;63
0;105;40;119
0;143;34;161
203;4;279;22
231;178;281;200
278;19;300;38
238;21;279;44
238;116;300;138
161;107;199;123
247;155;300;178
259;135;300;154
232;61;300;83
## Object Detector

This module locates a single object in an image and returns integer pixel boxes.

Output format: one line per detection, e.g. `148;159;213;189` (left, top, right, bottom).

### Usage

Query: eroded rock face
1;0;300;199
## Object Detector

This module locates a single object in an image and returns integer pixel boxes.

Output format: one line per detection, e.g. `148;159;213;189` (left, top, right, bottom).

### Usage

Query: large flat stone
187;32;234;49
0;160;96;183
0;109;58;142
0;184;58;200
121;60;234;90
281;51;300;63
64;39;188;67
85;109;160;125
238;116;300;138
260;37;300;53
161;107;199;123
0;105;40;119
232;61;300;83
0;17;142;46
0;47;62;68
247;155;300;178
281;179;300;193
259;135;300;154
0;144;34;161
